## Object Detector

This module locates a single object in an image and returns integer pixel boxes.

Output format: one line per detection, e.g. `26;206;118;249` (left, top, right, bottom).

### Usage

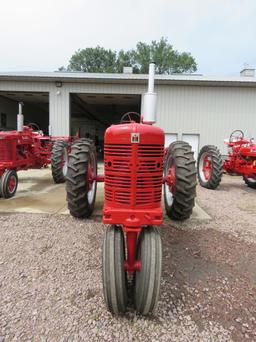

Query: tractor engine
103;122;164;227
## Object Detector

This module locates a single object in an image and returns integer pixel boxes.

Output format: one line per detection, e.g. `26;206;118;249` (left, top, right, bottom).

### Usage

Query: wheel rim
62;148;68;177
87;153;96;205
199;152;212;182
165;156;175;206
8;175;17;194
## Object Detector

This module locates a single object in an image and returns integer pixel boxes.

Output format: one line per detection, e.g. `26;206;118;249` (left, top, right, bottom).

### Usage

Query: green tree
65;38;197;74
68;46;117;73
116;50;135;73
131;38;197;74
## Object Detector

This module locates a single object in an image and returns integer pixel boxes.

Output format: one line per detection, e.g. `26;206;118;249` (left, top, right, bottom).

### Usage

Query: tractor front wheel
51;140;69;183
134;226;162;315
164;141;197;220
102;225;128;314
0;170;18;199
243;176;256;189
197;145;223;189
66;139;97;218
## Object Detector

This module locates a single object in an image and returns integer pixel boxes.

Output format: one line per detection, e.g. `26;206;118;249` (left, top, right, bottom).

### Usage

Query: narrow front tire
102;225;128;314
134;226;162;315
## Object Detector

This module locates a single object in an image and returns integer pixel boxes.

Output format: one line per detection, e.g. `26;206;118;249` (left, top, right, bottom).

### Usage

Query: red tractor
0;103;73;198
65;63;197;315
197;130;256;189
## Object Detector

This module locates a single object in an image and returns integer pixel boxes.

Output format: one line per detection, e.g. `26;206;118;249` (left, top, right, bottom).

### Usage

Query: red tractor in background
0;103;74;198
65;63;197;315
197;130;256;189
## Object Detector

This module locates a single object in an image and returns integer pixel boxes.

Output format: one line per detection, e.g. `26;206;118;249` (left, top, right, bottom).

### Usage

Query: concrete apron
0;169;210;220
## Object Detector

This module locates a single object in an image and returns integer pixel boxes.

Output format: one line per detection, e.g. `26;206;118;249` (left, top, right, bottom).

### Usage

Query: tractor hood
239;145;256;157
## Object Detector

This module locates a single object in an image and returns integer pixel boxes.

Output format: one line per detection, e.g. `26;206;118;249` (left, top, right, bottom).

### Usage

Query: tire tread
197;145;223;189
164;141;197;220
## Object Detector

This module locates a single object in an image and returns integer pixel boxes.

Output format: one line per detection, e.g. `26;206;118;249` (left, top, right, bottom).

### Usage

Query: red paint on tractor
222;134;256;179
198;130;256;190
0;124;76;198
8;175;17;193
202;154;212;180
124;231;141;273
0;126;74;177
103;123;164;224
166;163;176;193
103;122;164;272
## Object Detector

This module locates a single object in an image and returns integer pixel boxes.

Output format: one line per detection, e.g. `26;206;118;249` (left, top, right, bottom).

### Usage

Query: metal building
0;68;256;158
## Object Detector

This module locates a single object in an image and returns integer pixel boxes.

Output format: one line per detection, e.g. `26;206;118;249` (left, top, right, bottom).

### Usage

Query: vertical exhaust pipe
148;62;155;93
143;62;157;124
17;102;24;132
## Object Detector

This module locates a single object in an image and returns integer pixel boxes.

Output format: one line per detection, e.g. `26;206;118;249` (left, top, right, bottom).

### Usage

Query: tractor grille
0;140;13;162
104;143;163;208
138;145;164;158
136;145;163;205
104;144;132;158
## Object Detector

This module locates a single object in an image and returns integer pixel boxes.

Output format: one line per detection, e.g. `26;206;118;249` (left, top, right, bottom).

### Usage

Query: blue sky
0;0;255;76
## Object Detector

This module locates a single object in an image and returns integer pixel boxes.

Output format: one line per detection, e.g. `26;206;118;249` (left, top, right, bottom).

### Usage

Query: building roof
0;71;256;87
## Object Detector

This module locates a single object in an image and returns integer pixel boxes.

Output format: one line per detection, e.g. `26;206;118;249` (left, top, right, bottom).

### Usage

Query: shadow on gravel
159;223;256;342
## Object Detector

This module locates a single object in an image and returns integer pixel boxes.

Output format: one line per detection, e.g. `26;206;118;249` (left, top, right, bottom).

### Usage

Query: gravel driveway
0;175;255;341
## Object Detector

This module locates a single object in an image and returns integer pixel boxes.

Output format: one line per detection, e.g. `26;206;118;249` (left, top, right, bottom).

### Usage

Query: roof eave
1;73;256;87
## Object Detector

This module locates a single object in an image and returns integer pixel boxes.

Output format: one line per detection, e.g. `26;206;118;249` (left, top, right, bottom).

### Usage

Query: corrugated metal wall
156;84;256;154
1;79;256;154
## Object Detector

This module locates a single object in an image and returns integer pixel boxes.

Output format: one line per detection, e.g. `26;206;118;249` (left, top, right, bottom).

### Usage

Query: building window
1;113;7;127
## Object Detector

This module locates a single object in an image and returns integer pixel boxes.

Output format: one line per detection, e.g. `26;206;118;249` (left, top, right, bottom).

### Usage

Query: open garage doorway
70;93;141;160
0;91;49;134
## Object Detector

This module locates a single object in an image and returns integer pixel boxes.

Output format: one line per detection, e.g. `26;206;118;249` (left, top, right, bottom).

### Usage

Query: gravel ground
0;175;256;341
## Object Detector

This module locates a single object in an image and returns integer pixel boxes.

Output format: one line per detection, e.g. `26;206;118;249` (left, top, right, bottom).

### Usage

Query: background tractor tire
243;176;256;189
197;145;223;189
51;140;69;183
0;170;18;199
164;141;197;220
102;225;128;314
134;226;162;315
66;138;97;218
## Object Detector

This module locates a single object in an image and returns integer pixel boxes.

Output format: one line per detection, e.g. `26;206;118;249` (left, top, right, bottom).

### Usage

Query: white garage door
182;134;199;161
165;133;178;148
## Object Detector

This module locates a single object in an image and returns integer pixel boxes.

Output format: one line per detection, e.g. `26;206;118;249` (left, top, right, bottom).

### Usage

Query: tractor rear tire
243;176;256;189
164;141;197;220
134;226;162;315
51;140;69;183
102;225;128;314
66;138;97;218
0;170;18;199
197;145;223;189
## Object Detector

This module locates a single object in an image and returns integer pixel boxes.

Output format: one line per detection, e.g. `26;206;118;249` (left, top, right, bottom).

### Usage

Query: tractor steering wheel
229;130;244;142
27;122;40;131
120;112;141;124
